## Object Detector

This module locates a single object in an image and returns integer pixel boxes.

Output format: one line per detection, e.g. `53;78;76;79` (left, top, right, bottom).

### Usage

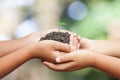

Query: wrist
90;53;101;68
26;49;34;60
27;42;43;59
77;50;96;67
80;38;91;50
21;42;37;59
26;33;41;43
80;38;99;52
86;52;96;67
16;34;38;48
18;46;34;60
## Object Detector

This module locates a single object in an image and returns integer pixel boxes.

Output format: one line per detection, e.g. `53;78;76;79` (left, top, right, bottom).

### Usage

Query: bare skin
0;40;72;79
80;38;120;57
0;29;77;57
43;50;120;79
43;35;120;79
0;35;36;57
0;30;49;57
0;29;80;79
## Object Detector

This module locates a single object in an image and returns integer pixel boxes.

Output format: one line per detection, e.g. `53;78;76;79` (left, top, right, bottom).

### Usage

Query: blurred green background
0;0;120;80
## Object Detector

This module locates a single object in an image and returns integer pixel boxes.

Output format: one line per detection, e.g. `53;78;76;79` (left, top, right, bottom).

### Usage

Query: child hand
43;50;94;71
28;40;72;63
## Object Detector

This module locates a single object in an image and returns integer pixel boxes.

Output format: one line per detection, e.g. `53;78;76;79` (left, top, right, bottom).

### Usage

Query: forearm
0;47;32;79
0;34;37;57
93;53;120;79
91;40;120;57
81;38;120;57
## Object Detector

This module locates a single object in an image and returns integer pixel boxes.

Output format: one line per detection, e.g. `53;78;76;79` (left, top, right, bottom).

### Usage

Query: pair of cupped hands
28;29;94;72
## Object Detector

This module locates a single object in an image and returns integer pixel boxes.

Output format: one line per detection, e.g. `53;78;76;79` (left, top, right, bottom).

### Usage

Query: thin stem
58;22;60;32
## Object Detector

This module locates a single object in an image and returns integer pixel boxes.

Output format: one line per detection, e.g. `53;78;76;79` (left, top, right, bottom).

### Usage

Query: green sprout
58;22;67;32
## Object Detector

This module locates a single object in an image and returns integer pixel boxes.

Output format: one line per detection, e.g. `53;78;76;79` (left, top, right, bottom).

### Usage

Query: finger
56;54;73;63
70;35;75;51
53;51;62;57
53;41;72;52
74;37;77;50
77;36;81;43
76;36;80;44
73;34;79;50
53;51;71;61
77;43;80;50
59;52;67;55
43;61;74;71
72;36;76;50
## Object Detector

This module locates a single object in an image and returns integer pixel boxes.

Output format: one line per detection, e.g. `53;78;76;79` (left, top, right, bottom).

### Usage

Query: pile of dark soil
40;32;70;44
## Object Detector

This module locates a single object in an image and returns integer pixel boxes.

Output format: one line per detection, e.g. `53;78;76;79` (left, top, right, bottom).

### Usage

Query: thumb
53;41;73;52
56;54;73;63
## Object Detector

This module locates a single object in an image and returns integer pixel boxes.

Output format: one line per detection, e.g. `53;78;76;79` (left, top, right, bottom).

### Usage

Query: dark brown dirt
40;32;70;44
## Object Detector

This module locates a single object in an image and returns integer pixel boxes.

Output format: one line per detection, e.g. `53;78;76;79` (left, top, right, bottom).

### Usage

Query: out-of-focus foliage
63;0;120;39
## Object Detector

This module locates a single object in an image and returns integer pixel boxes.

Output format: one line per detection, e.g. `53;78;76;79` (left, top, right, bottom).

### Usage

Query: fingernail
56;57;61;63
